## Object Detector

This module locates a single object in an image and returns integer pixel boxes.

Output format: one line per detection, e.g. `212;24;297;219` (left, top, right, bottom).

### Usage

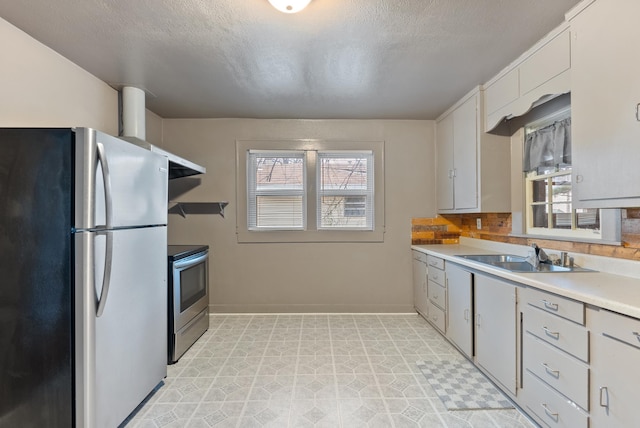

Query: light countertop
412;242;640;319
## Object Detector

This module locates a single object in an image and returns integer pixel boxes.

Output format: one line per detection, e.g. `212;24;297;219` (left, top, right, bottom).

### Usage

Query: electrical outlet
476;218;482;230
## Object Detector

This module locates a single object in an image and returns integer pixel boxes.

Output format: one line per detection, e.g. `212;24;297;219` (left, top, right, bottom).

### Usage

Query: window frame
236;139;385;243
247;150;307;231
316;150;375;231
525;168;603;240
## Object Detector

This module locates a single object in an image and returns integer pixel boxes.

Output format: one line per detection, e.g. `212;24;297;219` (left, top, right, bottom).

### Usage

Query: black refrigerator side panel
0;129;74;427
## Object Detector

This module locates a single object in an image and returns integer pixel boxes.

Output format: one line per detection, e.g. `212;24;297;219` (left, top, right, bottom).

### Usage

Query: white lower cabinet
474;274;517;396
412;250;428;317
521;287;589;427
415;251;640;428
523;333;588;411
522;371;589;428
445;263;473;358
426;255;446;334
588;307;640;427
427;300;446;333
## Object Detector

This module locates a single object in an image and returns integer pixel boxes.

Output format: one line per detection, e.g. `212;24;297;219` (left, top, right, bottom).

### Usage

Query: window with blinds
247;149;375;231
237;139;384;243
317;151;374;230
247;150;306;230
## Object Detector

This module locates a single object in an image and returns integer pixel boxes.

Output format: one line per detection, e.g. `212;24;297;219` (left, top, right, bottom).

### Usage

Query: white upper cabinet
568;0;640;207
484;24;571;132
436;111;455;210
436;87;511;213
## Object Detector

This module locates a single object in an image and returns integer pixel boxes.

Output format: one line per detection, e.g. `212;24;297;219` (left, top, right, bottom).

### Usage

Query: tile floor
123;314;536;428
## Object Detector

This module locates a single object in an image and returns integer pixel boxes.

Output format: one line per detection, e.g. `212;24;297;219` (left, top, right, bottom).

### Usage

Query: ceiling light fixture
268;0;311;14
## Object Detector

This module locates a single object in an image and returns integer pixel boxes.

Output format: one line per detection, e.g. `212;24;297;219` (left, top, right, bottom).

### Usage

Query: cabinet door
412;254;428;316
590;331;640;427
452;95;478;210
445;264;473;357
436;113;454;210
475;274;517;395
571;0;640;206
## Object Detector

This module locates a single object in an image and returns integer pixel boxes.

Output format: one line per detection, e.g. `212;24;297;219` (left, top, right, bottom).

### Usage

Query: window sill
237;229;385;243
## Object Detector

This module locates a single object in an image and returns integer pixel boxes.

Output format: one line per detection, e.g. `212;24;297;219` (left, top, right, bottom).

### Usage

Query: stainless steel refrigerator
0;128;168;427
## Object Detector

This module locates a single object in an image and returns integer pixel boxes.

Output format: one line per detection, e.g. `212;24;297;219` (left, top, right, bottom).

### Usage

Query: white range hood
120;86;205;179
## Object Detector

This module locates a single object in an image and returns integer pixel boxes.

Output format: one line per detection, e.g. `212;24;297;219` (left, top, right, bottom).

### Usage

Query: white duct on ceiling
122;86;146;140
119;86;206;178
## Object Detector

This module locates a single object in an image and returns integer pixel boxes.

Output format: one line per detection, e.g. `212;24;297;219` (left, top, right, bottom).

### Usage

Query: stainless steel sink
456;254;528;264
455;254;594;273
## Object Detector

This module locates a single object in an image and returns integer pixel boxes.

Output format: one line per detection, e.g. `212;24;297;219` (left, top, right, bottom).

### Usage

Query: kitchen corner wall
0;17;118;134
160;119;435;313
412;211;640;261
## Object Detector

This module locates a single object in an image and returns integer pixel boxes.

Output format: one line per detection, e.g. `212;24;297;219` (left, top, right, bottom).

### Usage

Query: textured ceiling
0;0;581;119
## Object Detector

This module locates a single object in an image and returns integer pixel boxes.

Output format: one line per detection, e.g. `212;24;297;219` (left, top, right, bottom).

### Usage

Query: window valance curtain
523;117;571;172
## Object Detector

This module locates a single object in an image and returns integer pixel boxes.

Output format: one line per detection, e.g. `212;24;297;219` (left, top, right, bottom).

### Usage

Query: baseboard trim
209;303;415;314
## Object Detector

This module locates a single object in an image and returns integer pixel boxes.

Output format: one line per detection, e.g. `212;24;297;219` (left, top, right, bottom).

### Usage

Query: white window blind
247;150;306;230
317;151;374;230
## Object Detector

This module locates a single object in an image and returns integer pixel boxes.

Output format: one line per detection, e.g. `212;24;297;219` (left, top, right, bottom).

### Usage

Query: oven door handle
173;251;208;270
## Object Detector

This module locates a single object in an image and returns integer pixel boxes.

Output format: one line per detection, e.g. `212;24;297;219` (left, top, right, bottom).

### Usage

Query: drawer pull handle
542;300;559;311
633;332;640;342
542;363;560;378
599;386;609;409
543;327;560;340
541;404;559;421
464;309;469;322
476;314;481;328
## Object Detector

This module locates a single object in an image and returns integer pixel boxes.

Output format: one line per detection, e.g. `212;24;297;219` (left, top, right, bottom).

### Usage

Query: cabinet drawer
412;250;428;263
428;281;446;310
427;255;444;270
427;300;446;334
589;307;640;349
524;306;588;362
428;267;446;287
521;286;585;325
523;371;588;428
523;332;589;411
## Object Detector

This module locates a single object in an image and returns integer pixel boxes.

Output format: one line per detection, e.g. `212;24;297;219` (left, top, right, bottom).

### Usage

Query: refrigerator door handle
96;142;114;317
96;142;113;229
96;230;113;317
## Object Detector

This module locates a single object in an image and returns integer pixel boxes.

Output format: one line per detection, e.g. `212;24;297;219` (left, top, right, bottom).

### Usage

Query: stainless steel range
167;245;209;364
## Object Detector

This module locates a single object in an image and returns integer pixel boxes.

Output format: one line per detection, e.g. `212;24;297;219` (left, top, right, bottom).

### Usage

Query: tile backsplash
412;209;640;261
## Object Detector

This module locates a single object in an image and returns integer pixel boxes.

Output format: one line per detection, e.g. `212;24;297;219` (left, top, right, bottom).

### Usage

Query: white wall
0;17;118;133
161;118;435;313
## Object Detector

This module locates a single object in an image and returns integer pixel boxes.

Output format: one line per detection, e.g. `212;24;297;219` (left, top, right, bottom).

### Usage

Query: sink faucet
527;243;549;268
